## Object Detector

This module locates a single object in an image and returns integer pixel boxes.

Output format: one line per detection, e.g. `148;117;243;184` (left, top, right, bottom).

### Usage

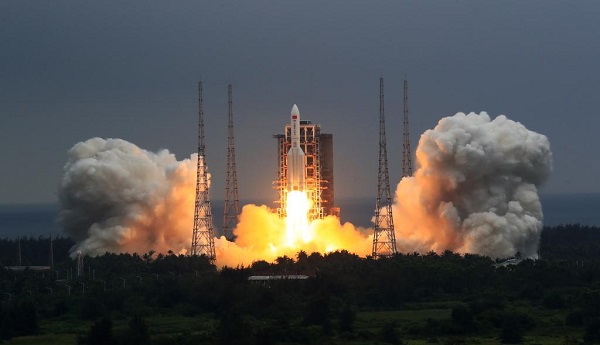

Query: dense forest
1;224;600;344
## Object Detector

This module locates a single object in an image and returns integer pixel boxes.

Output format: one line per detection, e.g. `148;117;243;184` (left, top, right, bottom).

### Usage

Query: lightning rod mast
191;81;216;261
373;76;398;257
223;84;240;240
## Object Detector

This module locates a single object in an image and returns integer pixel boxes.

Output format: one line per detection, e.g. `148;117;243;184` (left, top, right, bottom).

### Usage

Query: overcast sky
1;1;599;204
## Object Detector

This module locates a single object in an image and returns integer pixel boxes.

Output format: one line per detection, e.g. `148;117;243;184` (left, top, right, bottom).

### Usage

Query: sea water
1;194;599;239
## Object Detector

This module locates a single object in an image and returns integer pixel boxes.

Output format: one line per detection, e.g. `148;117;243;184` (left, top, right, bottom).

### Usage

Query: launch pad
273;106;338;222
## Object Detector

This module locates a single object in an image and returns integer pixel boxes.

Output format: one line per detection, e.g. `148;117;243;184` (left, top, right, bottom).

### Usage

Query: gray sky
1;1;599;204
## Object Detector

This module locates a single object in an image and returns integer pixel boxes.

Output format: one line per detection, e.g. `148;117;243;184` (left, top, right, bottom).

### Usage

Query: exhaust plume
59;111;551;264
59;138;196;256
58;138;372;264
393;112;552;258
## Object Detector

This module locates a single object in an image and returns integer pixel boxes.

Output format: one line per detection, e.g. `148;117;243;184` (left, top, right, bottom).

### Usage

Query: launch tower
191;81;216;261
223;84;240;240
372;77;398;257
274;114;336;220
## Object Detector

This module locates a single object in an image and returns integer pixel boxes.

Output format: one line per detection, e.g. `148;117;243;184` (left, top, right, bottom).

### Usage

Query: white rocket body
287;104;305;192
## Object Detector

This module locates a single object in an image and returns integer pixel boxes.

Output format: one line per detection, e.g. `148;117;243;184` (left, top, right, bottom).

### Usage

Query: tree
125;314;149;345
302;294;330;326
451;304;473;332
79;317;115;345
500;317;523;344
380;321;402;345
584;317;600;343
338;304;356;333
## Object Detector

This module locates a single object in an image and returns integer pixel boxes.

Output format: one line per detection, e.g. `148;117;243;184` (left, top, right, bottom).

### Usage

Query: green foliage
584;317;600;343
561;335;579;345
499;311;535;344
379;321;402;345
124;314;149;345
4;225;600;344
451;304;473;332
302;293;330;326
0;299;39;340
338;304;356;333
78;317;115;345
80;296;106;320
543;289;566;309
565;309;583;326
499;318;523;344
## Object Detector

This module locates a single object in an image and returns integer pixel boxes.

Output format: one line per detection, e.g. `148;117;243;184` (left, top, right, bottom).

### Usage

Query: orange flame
284;191;312;247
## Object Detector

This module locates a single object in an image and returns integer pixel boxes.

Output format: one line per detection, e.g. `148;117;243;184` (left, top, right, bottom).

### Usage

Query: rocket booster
287;104;305;192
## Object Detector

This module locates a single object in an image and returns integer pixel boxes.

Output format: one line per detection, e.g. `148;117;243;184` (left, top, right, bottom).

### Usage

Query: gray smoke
58;138;200;256
393;112;552;259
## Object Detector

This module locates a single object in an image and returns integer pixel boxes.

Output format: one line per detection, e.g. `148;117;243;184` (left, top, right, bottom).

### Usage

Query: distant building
4;266;51;271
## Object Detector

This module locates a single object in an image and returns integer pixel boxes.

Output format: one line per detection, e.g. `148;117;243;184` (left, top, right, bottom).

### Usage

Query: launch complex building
273;116;338;220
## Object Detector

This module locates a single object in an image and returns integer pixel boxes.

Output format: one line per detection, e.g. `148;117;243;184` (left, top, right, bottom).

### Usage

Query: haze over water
1;194;598;240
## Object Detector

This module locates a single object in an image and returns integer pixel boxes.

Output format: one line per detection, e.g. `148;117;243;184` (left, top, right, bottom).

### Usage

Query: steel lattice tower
191;81;216;261
373;77;398;257
223;84;240;240
402;78;413;178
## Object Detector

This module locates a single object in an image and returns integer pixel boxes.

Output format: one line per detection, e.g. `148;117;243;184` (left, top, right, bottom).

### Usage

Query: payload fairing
287;104;306;192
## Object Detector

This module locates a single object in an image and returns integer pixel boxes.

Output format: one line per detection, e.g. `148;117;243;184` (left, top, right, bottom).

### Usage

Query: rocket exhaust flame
285;191;312;247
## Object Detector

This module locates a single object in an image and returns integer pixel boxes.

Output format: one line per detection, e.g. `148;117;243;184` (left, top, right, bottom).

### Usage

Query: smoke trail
58;138;197;256
59;137;372;264
393;112;552;259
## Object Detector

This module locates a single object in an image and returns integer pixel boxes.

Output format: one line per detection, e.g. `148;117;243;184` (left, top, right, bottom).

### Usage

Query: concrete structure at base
274;117;339;220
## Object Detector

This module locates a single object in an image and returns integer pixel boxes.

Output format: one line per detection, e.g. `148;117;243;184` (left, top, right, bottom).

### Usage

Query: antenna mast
191;81;216;261
49;234;54;270
402;78;413;177
223;84;240;240
76;251;84;277
18;237;22;266
373;77;398;257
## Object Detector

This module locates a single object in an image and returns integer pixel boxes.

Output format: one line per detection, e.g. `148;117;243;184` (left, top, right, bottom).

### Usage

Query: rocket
287;104;305;192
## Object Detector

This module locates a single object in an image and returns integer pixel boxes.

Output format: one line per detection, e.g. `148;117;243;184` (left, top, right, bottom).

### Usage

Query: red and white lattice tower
191;81;216;261
372;77;398;257
223;84;240;240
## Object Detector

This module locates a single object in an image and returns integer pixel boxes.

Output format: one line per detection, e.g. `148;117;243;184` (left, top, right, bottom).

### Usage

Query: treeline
1;224;600;343
2;249;600;343
540;224;600;260
2;224;599;266
0;236;74;266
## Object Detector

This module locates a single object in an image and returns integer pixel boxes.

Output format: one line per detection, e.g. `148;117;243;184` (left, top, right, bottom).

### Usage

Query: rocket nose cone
291;104;299;116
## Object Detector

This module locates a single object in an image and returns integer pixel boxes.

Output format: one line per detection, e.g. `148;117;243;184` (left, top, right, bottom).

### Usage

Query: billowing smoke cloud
59;137;372;264
393;112;552;259
59;138;196;256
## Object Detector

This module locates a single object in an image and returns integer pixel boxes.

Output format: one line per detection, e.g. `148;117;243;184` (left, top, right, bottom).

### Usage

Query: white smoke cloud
57;138;372;265
58;138;198;256
393;112;552;259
